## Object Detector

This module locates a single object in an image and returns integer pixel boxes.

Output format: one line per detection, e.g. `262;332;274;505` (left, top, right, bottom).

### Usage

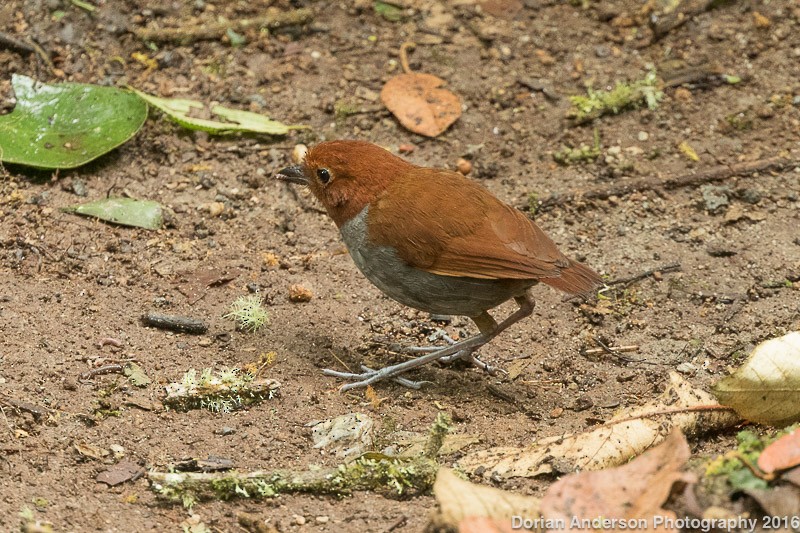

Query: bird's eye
317;168;331;184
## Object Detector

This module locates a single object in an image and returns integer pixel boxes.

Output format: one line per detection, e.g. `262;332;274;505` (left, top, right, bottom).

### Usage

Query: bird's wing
367;168;573;281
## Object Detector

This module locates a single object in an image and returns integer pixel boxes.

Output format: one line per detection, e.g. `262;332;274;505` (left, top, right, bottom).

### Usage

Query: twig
588;337;653;364
606;262;681;288
134;8;314;45
581;344;639;356
399;41;415;74
141;312;208;334
0;395;52;421
150;413;450;504
0;31;35;54
535;156;796;213
79;363;125;381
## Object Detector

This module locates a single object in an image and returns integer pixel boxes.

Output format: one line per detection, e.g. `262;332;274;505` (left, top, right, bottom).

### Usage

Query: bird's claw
322;365;425;391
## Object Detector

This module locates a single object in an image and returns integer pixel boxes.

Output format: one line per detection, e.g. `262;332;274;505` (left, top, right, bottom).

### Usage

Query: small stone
535;49;556;65
738;188;762;204
755;105;774;119
293;515;306;526
549;407;563;418
355;86;379;102
637;131;649;142
573;396;593;411
594;45;610;58
456;158;472;175
198;338;213;347
676;362;697;374
292;144;308;164
752;11;770;28
208;202;225;217
288;284;313;302
616;370;636;382
316;516;330;524
674;87;693;103
398;143;415;154
701;185;730;212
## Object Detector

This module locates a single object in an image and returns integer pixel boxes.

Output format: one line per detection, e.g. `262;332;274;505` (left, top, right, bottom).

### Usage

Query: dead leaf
310;413;375;458
430;468;541;531
745;486;800;521
457;372;739;480
713;331;800;426
757;428;800;474
96;460;144;486
380;72;461;137
540;430;693;533
75;442;110;461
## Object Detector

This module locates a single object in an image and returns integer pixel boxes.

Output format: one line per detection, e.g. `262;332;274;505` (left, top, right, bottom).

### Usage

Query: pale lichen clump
223;294;269;332
163;367;280;413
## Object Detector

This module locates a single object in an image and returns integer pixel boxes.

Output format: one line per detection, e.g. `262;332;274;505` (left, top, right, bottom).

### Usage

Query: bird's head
276;140;414;226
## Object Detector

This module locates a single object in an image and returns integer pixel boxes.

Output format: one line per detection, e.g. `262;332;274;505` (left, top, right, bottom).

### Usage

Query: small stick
399;41;415;74
0;31;35;54
581;344;639;356
141;312;209;334
96;337;123;349
535;156;796;212
607;262;681;287
134;8;313;45
79;363;125;381
588;337;652;365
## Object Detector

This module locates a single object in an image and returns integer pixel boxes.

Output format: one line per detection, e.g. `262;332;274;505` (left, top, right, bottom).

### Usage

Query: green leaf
124;362;152;387
713;331;800;426
374;1;403;22
62;197;163;230
0;75;147;169
129;88;308;135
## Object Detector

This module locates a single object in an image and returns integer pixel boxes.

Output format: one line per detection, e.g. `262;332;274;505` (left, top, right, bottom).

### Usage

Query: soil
1;0;799;531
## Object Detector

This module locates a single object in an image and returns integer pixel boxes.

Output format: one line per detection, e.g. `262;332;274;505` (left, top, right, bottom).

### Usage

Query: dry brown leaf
430;468;541;531
457;372;739;480
757;428;800;474
713;331;800;426
540;430;693;533
380;72;461;137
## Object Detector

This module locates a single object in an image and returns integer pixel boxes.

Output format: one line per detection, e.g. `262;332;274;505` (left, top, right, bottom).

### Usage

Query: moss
553;128;601;165
568;71;663;123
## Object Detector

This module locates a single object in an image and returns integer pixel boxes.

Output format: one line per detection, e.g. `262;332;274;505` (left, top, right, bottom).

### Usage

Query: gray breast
339;207;535;317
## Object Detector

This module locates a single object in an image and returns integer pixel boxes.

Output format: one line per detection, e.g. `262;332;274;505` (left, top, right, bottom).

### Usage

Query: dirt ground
1;0;799;531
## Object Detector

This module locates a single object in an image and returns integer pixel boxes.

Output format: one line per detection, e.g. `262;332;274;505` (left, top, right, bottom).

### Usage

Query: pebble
456;158;472;175
398;143;415;154
208;202;225;217
316;516;330;524
293;515;306;526
701;185;731;212
676;362;697;375
637;131;649;142
616;370;636;382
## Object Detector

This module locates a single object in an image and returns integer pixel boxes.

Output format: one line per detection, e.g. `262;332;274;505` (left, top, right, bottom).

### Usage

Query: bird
277;140;602;391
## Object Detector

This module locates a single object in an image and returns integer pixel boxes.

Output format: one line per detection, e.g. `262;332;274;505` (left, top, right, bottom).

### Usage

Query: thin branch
134;8;313;44
536;156;795;213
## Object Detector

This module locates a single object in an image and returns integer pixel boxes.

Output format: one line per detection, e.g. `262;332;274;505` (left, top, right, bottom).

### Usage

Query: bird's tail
542;259;603;297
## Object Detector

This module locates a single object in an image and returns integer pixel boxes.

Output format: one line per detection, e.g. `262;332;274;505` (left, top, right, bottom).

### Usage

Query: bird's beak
276;165;308;185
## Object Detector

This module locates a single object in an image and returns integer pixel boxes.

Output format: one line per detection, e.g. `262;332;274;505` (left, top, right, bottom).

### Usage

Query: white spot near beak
292;144;308;164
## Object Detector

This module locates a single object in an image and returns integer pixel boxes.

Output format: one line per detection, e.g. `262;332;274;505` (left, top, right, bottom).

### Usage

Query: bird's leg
323;294;535;391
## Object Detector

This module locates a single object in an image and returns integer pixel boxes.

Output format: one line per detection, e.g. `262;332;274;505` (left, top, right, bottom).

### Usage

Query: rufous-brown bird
277;140;602;390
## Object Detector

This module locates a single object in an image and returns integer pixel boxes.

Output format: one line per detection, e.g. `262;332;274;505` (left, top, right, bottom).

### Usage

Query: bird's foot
388;328;457;354
437;350;506;377
322;365;428;391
